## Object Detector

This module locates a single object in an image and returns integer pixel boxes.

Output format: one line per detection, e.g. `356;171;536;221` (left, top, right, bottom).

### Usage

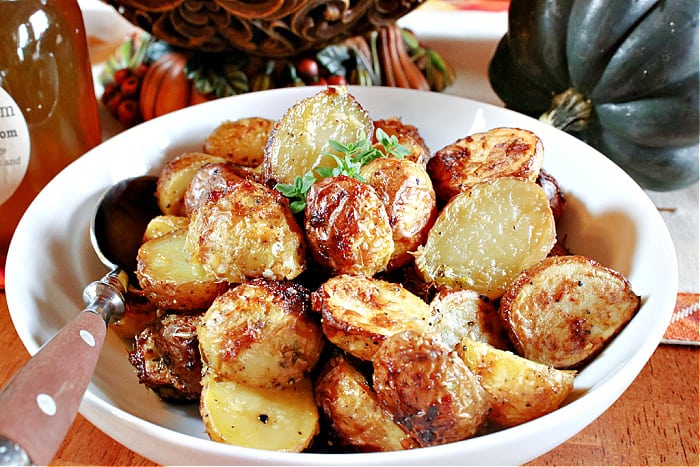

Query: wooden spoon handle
0;310;107;465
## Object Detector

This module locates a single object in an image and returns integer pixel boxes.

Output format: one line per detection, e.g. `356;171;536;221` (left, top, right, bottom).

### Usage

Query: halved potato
457;339;576;428
136;229;228;311
372;330;490;447
373;117;431;167
156;152;227;216
142;215;188;242
427;127;544;202
204;117;275;167
414;177;556;299
314;352;417;452
263;86;374;186
197;279;324;388
304;175;394;277
428;287;509;350
360;157;437;270
499;254;641;368
200;371;319;452
311;274;431;361
186;177;307;283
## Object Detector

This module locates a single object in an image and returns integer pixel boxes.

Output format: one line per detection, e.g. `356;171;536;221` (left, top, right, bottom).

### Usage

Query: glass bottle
0;0;102;288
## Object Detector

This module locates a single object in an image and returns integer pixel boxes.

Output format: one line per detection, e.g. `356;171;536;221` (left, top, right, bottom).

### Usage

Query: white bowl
5;86;677;465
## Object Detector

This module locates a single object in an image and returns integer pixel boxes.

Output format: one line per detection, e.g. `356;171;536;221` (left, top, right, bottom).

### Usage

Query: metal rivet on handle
79;329;96;347
36;393;57;416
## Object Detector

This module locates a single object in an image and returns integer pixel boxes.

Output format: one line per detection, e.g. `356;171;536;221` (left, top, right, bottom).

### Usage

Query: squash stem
539;87;592;132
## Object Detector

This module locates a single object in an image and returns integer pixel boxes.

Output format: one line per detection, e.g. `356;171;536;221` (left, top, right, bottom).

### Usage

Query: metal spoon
0;175;159;466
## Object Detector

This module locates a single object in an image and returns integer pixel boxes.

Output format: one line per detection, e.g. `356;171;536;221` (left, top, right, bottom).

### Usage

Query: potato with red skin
360;157;437;270
372;330;490;447
304;175;393;277
373;117;431;167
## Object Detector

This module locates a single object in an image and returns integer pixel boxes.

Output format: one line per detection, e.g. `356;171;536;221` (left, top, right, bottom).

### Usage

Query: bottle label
0;87;30;205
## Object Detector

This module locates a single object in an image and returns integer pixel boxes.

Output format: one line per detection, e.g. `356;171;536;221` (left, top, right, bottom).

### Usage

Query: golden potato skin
183;161;244;217
373;117;431;167
360;157;437;270
200;371;319;452
372;330;490;447
204;117;274;167
311;274;431;361
264;86;374;186
427;127;544;202
197;279;324;388
314;352;418;452
457;339;576;428
142;215;189;242
136;229;228;311
186;177;307;283
414;177;556;300
156;152;227;216
428;287;510;350
499;255;641;369
305;175;394;277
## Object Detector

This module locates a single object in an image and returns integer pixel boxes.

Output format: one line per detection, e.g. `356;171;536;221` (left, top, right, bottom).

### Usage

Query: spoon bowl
0;175;160;466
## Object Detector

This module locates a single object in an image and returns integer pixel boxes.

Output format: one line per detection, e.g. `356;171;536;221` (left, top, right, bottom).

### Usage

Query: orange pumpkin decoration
139;51;212;121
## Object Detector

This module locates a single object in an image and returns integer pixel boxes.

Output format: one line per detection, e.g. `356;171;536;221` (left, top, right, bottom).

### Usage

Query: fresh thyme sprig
274;128;410;214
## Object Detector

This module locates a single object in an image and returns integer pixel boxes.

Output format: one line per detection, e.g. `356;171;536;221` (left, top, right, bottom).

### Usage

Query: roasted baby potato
109;287;158;340
373;117;431;167
414;177;556;299
136;229;228;311
182;161;243;217
200;371;319;452
304;175;394;276
128;313;203;401
263;86;374;186
427;127;544;202
457;339;576;428
156;152;227;216
372;330;490;447
499;255;641;368
311;274;431;361
186;177;307;283
203;117;274;167
360;157;437;270
197;279;324;389
314;352;418;452
536;169;567;223
142;215;189;242
428;288;510;350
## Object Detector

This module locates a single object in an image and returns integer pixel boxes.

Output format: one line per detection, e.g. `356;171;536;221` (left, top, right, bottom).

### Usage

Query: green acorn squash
488;0;699;191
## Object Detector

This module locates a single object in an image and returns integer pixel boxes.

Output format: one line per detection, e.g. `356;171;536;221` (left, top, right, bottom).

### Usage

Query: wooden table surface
0;292;697;466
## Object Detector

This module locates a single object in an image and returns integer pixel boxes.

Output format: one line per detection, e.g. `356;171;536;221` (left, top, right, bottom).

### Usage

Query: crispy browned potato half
414;177;556;299
156;152;227;216
372;330;490;447
427;127;544;202
457;339;576;428
314;352;418;452
428;287;510;350
200;370;319;452
142;215;189;242
360;157;437;270
136;229;228;311
204;117;274;167
182;161;243;217
373;117;431;167
263;87;374;186
198;279;324;388
499;255;641;368
305;175;394;276
311;274;431;361
186;177;307;283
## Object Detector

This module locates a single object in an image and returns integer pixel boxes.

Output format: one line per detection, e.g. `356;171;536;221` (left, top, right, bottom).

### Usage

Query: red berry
105;90;123;114
113;68;132;85
117;99;141;127
296;58;319;83
327;74;347;86
120;75;140;97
